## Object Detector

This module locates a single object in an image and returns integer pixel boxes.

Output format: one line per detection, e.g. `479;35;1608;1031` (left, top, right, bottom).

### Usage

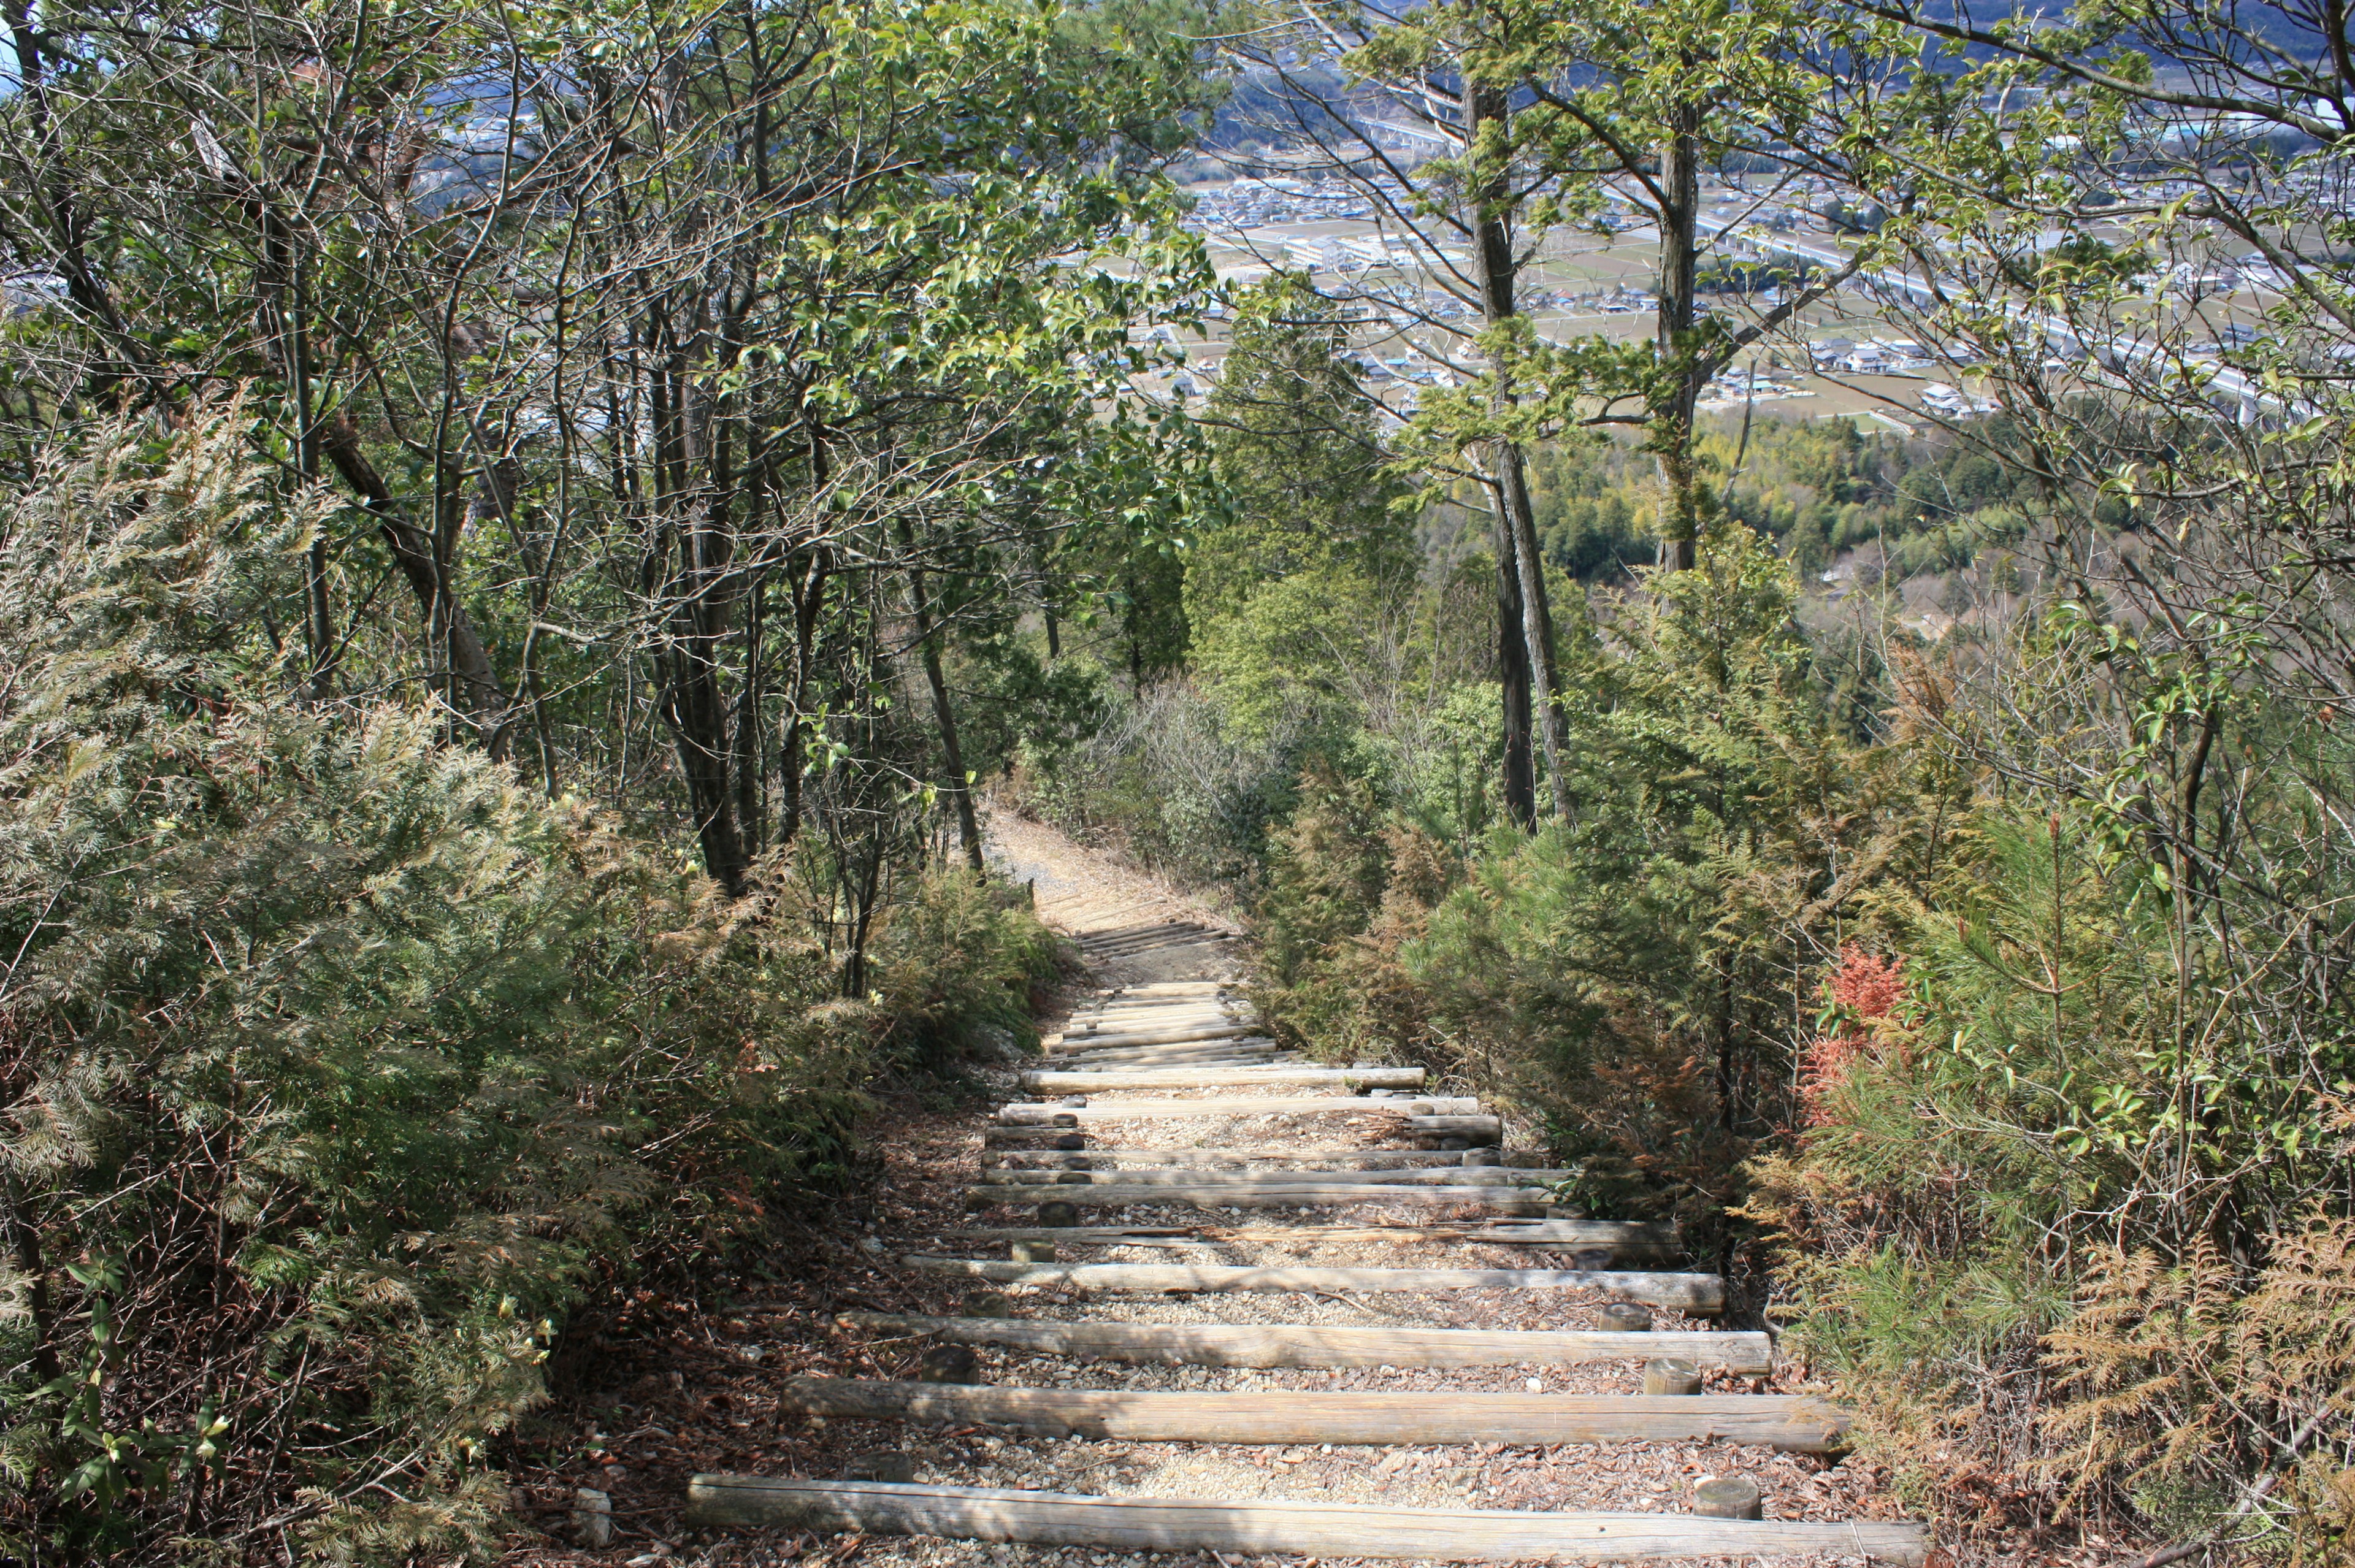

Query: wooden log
976;1167;1565;1188
998;1098;1482;1123
1056;1023;1256;1049
1075;921;1200;945
1075;989;1232;1002
684;1479;1928;1563
1046;1044;1284;1065
1074;989;1236;1004
1050;1045;1309;1069
765;1379;1833;1450
1021;1067;1425;1092
942;1220;1679;1253
1057;1016;1255;1033
1074;924;1203;946
1081;924;1233;948
1060;1018;1250;1041
981;1128;1089;1149
1410;1115;1502;1137
1082;924;1231;944
989;1146;1518;1168
835;1314;1767;1374
1046;1042;1282;1065
902;1257;1724;1312
963;1184;1551;1212
984;1149;1472;1171
1070;1006;1249;1022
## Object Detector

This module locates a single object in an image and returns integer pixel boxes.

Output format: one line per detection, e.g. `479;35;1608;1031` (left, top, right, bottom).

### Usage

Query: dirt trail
504;813;1920;1568
982;807;1241;989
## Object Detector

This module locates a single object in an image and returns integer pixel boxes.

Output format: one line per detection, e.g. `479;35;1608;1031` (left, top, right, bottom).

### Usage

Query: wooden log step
984;1148;1476;1170
1051;1036;1275;1057
1079;931;1233;957
1063;1015;1249;1032
1047;1041;1282;1065
1020;1067;1426;1092
1050;1045;1309;1069
982;1127;1091;1149
903;1257;1725;1312
1057;1023;1256;1048
1412;1114;1503;1138
1082;923;1234;944
999;1098;1483;1123
835;1314;1766;1373
994;1144;1469;1168
1064;1004;1248;1022
989;1145;1537;1168
684;1478;1929;1563
963;1184;1548;1212
1076;921;1201;945
975;1167;1564;1188
943;1220;1679;1254
765;1379;1831;1450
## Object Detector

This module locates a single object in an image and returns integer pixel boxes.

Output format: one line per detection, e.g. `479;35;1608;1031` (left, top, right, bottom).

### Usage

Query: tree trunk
1655;105;1705;572
1493;506;1536;830
260;217;335;698
664;638;752;897
1494;454;1572;823
1465;83;1571;822
921;626;986;873
905;552;986;873
779;547;830;847
317;414;516;751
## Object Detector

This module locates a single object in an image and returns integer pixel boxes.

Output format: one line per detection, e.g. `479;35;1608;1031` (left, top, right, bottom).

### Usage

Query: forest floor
495;808;1918;1568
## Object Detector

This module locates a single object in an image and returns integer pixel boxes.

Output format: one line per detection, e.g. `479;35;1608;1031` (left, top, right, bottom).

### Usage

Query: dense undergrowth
0;417;1062;1562
1017;277;2355;1562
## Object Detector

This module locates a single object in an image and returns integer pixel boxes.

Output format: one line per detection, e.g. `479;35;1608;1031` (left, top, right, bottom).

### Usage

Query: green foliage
1190;275;1416;627
0;414;1063;1562
1398;528;1893;1230
1752;800;2355;1543
1022;678;1309;887
871;867;1066;1066
1523;416;2040;582
1025;273;1495;885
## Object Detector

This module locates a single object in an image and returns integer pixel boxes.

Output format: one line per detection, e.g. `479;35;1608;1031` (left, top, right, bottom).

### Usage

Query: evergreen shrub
0;413;1056;1561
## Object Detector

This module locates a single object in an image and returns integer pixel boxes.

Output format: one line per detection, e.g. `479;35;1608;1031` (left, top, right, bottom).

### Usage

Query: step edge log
998;1100;1488;1122
768;1380;1835;1450
770;1378;1843;1451
956;1187;1545;1196
1019;1069;1428;1091
902;1257;1726;1313
963;1182;1552;1200
835;1314;1772;1374
973;1168;1567;1186
941;1222;1680;1249
683;1479;1929;1562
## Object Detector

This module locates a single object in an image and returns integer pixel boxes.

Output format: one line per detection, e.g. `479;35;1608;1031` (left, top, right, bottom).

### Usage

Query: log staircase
687;958;1928;1564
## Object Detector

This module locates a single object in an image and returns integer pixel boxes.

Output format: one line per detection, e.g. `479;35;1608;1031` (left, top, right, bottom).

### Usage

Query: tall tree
0;0;1215;902
1219;7;1557;822
1349;0;1902;572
